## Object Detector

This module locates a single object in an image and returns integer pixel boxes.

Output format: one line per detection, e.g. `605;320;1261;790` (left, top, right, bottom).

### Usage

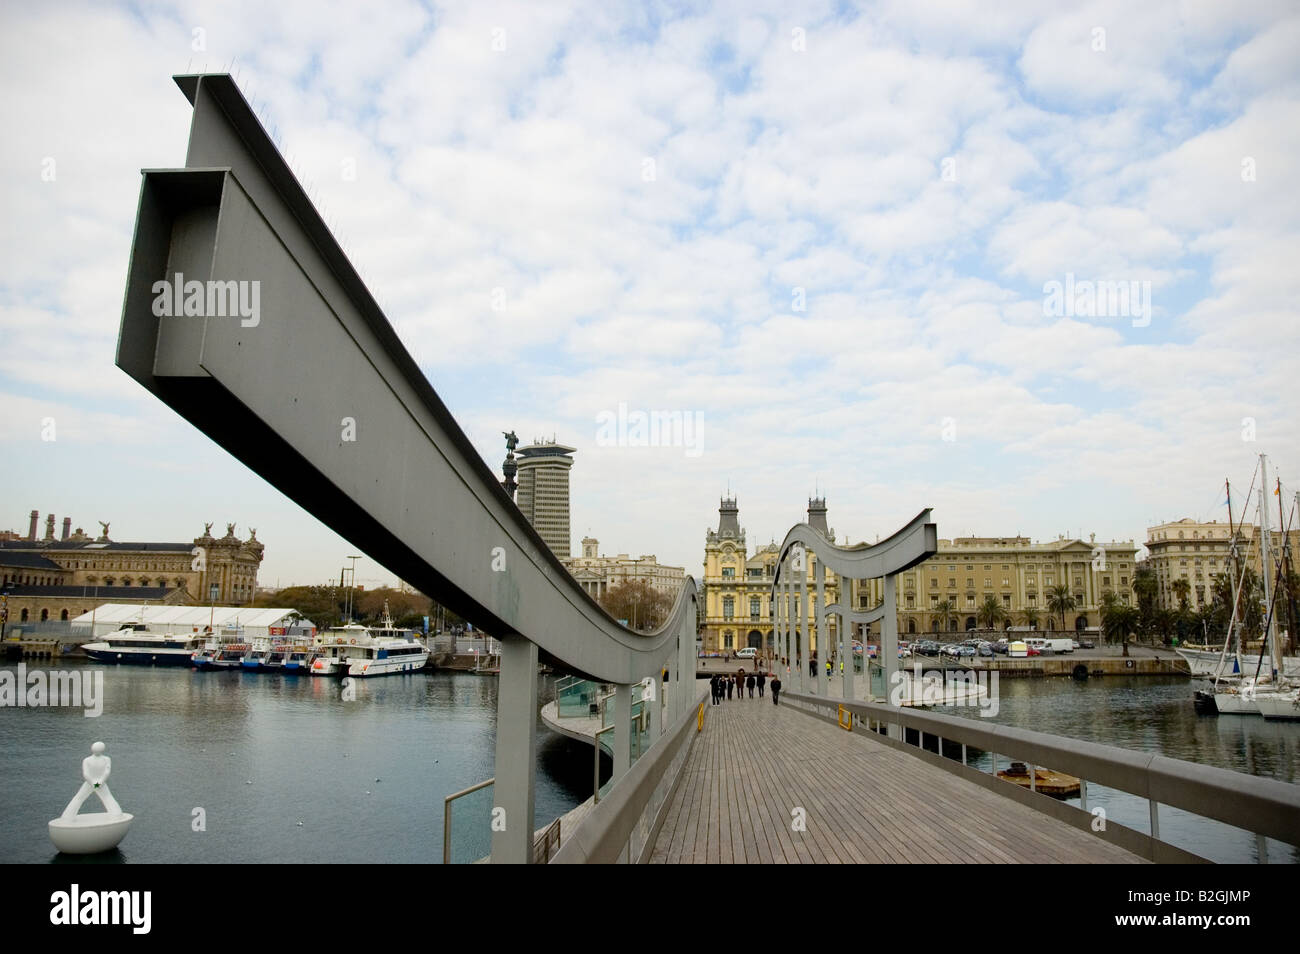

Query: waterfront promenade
648;696;1144;864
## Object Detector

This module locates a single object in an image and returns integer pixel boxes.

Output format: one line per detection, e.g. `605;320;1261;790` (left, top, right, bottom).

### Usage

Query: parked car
1079;640;1096;649
955;645;977;658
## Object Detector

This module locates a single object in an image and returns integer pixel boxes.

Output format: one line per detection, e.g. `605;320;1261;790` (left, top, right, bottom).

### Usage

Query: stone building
0;511;264;627
563;537;685;601
699;497;840;654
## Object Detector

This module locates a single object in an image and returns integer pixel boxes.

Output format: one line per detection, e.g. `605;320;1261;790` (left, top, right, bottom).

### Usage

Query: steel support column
613;682;633;779
490;634;537;864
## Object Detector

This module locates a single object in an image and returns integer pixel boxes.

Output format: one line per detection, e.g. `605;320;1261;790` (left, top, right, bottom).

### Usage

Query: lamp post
346;555;361;621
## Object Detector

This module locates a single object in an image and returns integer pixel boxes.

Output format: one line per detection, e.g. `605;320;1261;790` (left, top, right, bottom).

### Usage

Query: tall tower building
515;439;576;558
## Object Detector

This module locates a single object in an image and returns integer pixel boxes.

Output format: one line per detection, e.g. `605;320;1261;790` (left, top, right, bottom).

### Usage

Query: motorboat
83;623;204;666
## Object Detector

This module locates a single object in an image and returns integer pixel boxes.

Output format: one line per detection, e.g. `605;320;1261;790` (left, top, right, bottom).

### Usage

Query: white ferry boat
341;624;430;677
84;623;204;666
310;622;371;676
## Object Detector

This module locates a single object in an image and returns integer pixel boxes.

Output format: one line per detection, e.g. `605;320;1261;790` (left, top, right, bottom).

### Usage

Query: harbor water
0;660;593;864
930;674;1299;863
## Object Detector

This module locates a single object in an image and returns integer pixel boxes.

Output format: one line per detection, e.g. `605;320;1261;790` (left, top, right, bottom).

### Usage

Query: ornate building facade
563;537;685;600
1144;517;1300;612
849;533;1138;637
0;511;264;626
699;497;840;654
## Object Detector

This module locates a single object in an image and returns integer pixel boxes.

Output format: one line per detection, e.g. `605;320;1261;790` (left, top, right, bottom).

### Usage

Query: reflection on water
932;675;1299;864
0;661;590;864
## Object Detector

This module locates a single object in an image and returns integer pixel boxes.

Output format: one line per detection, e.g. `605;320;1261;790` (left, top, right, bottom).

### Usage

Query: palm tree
1019;607;1040;630
976;595;1006;633
1103;601;1140;657
1046;584;1075;635
933;599;955;636
1170;577;1192;612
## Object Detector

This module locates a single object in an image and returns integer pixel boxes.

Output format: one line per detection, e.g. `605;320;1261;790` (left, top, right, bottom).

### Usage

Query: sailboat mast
1226;478;1241;659
1257;454;1278;677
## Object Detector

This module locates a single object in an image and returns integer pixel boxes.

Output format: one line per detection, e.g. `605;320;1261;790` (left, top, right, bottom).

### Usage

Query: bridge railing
783;690;1300;862
552;689;703;863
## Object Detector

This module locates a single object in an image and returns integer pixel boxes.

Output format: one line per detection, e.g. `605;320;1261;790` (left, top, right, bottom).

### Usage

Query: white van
736;647;758;659
1008;641;1029;658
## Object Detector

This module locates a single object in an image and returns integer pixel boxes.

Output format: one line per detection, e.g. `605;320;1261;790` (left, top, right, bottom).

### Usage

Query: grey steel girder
115;74;694;684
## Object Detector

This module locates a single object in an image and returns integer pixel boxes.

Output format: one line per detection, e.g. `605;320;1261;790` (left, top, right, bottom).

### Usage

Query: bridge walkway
648;694;1144;864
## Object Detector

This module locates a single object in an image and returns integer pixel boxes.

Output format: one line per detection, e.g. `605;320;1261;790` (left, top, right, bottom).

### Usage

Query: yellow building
700;497;839;654
1145;518;1300;612
850;533;1138;638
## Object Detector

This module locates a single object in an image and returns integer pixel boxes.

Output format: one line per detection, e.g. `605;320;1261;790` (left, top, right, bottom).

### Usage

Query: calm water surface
0;661;592;863
930;674;1300;863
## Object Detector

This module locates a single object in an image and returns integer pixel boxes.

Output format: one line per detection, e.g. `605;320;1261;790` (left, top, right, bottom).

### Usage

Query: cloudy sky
1;0;1297;588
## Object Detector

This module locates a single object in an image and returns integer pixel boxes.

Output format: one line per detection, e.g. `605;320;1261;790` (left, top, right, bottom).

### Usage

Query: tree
1170;577;1191;612
976;595;1006;632
1102;599;1140;657
598;579;672;632
1018;607;1040;630
933;599;955;635
1133;565;1159;643
1046;584;1075;634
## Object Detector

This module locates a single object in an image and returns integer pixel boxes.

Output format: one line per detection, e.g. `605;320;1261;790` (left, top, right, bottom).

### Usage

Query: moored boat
84;623;204;666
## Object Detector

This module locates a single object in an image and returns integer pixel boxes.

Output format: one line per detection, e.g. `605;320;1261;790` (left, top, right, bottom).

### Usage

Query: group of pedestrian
709;667;782;706
710;668;765;704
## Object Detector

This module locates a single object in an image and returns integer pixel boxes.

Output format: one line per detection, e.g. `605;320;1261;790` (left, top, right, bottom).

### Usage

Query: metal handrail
443;776;494;864
784;690;1300;856
554;684;702;863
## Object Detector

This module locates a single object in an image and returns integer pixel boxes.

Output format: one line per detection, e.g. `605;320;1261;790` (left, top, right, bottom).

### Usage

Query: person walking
710;674;719;706
771;674;782;706
757;670;766;698
726;676;733;701
747;673;755;698
809;656;816;677
735;669;745;701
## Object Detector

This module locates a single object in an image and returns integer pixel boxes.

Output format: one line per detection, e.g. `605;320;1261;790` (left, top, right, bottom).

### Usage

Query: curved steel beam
115;73;692;684
773;509;937;587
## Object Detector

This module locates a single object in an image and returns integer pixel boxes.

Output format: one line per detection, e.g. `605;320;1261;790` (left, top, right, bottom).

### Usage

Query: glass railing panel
443;778;494;864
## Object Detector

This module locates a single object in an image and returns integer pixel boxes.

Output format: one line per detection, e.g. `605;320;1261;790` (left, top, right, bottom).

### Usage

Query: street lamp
346;555;361;621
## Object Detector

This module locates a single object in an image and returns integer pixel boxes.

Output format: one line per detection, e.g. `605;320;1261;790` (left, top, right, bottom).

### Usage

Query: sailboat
1198;457;1298;716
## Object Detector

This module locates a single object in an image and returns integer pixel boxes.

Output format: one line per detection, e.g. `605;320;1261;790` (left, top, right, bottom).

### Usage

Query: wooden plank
647;692;1144;864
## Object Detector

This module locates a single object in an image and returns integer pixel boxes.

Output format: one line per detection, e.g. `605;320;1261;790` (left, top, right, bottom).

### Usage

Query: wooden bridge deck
648;694;1144;864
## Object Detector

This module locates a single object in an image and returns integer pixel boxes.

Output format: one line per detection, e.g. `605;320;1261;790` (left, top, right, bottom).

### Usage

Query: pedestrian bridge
118;74;1300;864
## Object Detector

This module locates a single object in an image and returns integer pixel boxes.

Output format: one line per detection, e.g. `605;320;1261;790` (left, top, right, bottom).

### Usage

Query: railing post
613;683;633;780
1149;800;1159;841
816;558;828;697
790;566;800;696
1079;779;1087;812
842;575;856;701
881;573;898;719
647;672;662;746
1257;833;1269;864
490;634;537;864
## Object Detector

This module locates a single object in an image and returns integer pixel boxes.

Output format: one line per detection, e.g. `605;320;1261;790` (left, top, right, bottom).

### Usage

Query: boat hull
84;648;195;666
1177;648;1299;678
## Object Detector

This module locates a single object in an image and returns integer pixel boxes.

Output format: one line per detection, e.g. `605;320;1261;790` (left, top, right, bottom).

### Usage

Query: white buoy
48;742;133;854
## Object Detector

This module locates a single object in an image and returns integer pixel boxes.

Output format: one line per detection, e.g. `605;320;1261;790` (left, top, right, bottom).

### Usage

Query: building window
749;597;760;619
721;567;735;578
930;578;938;588
723;597;734;619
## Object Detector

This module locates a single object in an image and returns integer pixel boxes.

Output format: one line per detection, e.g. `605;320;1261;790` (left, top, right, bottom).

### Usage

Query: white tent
71;603;313;639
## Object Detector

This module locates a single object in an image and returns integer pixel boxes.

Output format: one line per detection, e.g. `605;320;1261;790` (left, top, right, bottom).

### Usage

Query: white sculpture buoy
48;742;133;854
